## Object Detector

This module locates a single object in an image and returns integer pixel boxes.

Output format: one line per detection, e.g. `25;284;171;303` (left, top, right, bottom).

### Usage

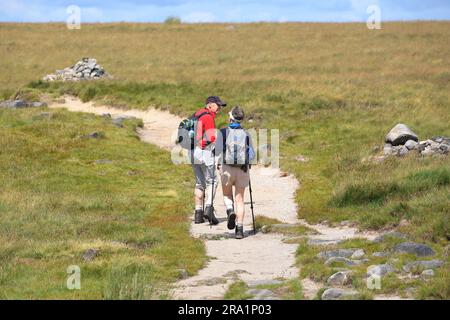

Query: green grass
0;107;205;299
223;281;252;300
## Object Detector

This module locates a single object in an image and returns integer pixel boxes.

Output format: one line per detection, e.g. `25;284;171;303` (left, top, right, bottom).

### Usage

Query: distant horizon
1;19;450;24
1;0;449;23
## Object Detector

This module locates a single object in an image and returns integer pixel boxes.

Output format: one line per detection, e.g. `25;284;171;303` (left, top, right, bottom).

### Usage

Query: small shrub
164;16;181;25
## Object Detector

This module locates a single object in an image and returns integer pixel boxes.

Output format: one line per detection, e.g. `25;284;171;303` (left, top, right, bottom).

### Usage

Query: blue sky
1;0;449;23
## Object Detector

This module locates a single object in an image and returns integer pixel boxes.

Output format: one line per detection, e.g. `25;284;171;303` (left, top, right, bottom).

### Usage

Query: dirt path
50;96;383;300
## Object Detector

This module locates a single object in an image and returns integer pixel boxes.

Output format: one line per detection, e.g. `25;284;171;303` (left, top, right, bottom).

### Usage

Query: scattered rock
351;249;365;259
351;259;370;265
402;260;444;272
246;289;279;300
31;101;48;108
327;271;352;286
37;112;52;118
405;140;418;150
307;239;342;246
94;159;112;164
321;288;358;300
247;279;283;287
43;57;111;82
383;143;393;156
324;257;356;266
367;264;395;277
112;118;125;127
295;155;309;163
223;270;249;279
196;277;227;286
385;124;418;146
398;145;409;157
372;251;389;258
82;131;104;139
373;232;408;243
421;269;435;278
178;269;189;280
112;116;137;128
0;99;47;109
393;242;435;257
82;248;99;261
279;171;289;177
317;249;356;260
0;99;27;108
340;220;351;227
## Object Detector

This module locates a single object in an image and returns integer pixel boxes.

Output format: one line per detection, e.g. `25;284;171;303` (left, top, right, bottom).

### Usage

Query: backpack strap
193;111;210;120
192;111;212;148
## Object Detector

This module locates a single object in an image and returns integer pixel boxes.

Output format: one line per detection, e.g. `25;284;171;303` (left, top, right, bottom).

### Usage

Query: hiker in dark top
216;106;255;239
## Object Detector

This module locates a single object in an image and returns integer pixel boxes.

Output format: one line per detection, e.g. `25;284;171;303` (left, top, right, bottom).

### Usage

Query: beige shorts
220;165;250;189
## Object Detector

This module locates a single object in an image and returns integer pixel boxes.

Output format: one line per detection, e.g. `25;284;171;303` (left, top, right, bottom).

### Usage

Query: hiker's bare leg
194;187;204;208
234;186;246;224
221;181;234;210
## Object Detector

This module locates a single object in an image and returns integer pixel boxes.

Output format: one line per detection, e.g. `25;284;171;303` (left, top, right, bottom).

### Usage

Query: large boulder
402;260;444;272
0;99;28;108
322;288;358;300
317;249;356;260
0;99;47;109
393;242;435;257
373;232;408;243
385;124;418;146
327;271;352;286
367;264;395;277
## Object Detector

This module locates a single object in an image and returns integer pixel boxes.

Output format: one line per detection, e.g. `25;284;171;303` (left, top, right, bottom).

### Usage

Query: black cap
205;96;227;107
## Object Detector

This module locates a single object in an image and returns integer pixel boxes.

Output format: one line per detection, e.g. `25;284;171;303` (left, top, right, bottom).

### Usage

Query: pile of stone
384;123;449;157
42;58;110;82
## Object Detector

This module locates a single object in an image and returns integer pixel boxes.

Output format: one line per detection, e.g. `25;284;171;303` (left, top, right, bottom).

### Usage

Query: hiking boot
205;206;219;225
226;209;236;230
194;209;205;224
235;225;244;239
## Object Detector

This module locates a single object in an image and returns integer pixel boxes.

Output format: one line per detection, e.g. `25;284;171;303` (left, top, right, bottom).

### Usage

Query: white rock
351;249;365;259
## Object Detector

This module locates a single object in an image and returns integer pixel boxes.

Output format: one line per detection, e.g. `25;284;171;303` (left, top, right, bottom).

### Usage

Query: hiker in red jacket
191;96;226;225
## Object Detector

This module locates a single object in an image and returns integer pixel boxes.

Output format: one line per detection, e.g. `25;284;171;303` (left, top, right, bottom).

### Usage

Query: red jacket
194;108;216;149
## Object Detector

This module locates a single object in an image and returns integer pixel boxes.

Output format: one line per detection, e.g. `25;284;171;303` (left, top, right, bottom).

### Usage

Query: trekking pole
202;192;205;214
209;149;216;227
248;168;256;235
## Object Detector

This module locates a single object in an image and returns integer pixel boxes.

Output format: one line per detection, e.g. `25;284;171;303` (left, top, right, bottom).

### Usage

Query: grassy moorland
0;22;449;298
0;107;204;298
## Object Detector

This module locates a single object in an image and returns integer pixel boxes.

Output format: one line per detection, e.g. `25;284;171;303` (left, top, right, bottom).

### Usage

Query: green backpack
176;111;209;150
